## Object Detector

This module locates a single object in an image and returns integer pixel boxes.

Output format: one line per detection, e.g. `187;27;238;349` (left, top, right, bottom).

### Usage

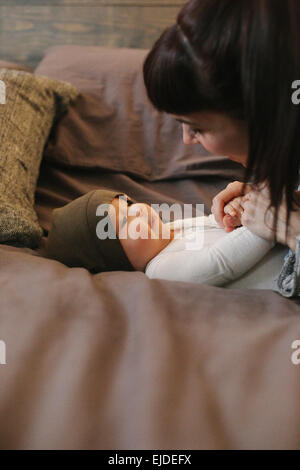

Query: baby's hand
223;195;250;232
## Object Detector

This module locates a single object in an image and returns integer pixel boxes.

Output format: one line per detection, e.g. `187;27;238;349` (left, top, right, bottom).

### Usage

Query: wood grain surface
0;0;186;68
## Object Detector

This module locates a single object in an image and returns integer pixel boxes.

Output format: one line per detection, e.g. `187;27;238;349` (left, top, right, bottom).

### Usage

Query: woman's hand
241;183;300;251
212;179;300;250
223;196;246;231
211;181;252;231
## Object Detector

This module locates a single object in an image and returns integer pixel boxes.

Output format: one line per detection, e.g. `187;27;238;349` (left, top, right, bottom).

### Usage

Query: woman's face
173;111;249;166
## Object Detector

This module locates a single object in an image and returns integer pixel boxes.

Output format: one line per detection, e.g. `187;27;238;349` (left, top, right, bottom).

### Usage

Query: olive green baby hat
44;189;134;273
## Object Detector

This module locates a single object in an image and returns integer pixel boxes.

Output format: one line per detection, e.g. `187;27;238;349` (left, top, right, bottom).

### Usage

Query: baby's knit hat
44;189;134;273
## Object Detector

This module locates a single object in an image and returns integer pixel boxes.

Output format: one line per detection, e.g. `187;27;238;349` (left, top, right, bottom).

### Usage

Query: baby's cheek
120;236;170;272
119;238;145;271
136;239;167;270
138;239;159;262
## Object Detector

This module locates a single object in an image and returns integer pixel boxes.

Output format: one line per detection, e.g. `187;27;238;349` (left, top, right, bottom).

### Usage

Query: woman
143;0;300;297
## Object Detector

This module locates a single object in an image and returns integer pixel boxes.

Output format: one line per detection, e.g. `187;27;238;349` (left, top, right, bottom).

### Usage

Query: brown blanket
0;239;300;450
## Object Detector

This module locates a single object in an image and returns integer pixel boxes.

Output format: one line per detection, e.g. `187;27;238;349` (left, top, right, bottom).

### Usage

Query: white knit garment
145;214;288;290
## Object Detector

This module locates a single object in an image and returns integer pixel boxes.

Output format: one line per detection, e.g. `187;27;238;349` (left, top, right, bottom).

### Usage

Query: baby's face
109;197;173;271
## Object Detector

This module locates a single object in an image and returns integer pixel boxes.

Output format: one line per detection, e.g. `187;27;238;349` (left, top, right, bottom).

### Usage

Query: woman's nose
182;124;197;145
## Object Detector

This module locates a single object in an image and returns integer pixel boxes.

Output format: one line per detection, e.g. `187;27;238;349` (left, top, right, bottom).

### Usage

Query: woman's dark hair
143;0;300;244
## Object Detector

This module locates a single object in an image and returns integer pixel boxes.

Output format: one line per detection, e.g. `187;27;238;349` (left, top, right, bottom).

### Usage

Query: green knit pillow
0;69;78;248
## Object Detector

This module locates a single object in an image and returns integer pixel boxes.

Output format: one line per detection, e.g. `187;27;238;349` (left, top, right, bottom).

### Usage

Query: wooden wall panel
0;0;186;68
0;1;185;5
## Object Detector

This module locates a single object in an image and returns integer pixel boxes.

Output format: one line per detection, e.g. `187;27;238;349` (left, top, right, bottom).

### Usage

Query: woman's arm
235;184;300;297
211;180;300;250
241;185;300;251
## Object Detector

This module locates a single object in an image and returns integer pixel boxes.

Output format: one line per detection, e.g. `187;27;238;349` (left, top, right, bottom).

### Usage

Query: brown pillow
0;69;78;248
35;45;243;181
0;60;32;73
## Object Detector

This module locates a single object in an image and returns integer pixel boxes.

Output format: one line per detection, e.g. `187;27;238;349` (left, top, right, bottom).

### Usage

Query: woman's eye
191;128;203;136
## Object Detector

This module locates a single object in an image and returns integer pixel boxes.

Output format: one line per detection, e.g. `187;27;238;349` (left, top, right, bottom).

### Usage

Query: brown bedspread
0;242;299;449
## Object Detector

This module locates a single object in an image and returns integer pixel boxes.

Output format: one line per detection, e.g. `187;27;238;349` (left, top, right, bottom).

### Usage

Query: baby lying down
44;189;287;290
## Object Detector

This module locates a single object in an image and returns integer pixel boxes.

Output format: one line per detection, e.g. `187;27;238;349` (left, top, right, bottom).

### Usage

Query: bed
0;0;300;450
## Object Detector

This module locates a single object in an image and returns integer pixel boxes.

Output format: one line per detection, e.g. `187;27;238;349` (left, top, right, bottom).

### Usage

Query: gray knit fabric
277;234;300;297
0;69;78;248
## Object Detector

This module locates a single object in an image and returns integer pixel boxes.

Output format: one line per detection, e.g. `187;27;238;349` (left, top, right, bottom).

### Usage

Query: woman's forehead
172;112;218;126
173;112;239;130
173;115;199;126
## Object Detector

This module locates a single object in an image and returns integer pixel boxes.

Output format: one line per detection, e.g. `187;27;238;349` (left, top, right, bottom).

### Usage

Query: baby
44;188;285;288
